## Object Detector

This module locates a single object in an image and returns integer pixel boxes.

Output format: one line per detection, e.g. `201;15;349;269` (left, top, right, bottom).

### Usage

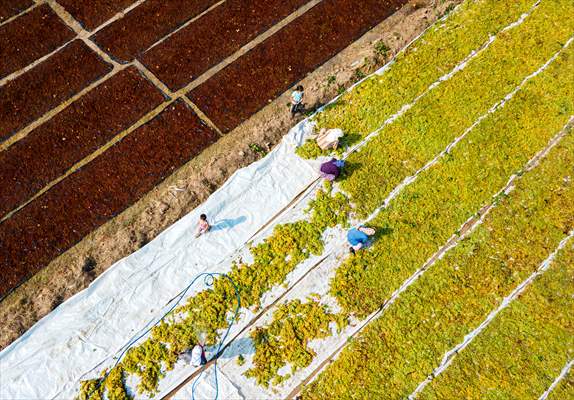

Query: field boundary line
409;166;574;399
0;0;43;28
46;0;121;68
0;99;172;223
410;231;574;399
171;0;324;95
88;0;150;35
124;60;225;135
347;0;542;157
539;359;574;400
137;0;227;53
0;39;76;88
285;41;573;398
0;65;123;152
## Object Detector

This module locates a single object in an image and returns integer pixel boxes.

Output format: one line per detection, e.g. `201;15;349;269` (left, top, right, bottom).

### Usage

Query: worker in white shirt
291;85;305;116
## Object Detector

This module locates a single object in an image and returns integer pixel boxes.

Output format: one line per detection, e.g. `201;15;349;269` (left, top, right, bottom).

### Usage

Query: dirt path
0;0;460;350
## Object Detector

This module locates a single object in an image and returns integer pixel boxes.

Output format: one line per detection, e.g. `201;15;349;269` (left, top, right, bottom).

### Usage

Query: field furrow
140;0;312;91
187;0;408;133
0;0;33;23
419;241;574;400
338;0;574;217
301;45;574;399
0;4;74;79
0;40;113;141
0;67;166;219
55;0;138;31
545;361;574;400
91;0;220;63
0;100;218;299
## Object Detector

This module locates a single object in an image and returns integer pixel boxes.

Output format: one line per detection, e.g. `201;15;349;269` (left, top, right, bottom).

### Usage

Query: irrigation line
539;359;574;400
161;255;330;399
409;231;574;399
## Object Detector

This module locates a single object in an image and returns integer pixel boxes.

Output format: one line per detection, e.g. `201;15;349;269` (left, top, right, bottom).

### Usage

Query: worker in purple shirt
319;158;345;181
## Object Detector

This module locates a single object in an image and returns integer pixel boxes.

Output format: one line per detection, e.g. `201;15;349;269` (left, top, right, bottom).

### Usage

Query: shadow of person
371;225;393;241
209;216;247;233
337;160;362;182
215;337;255;360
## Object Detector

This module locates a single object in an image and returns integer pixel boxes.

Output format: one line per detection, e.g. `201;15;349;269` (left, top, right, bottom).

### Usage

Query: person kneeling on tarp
190;343;207;367
347;226;376;254
319;158;345;181
314;128;344;151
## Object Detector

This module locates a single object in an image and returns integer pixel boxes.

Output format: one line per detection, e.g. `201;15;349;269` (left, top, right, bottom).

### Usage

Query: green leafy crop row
296;0;538;160
244;299;347;387
339;0;574;218
421;243;574;399
329;4;574;317
77;184;350;399
302;99;574;398
312;0;538;140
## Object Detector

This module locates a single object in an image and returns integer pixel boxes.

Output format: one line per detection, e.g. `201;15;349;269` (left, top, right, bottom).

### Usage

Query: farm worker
315;128;344;151
190;343;207;367
347;226;376;254
195;214;210;238
319;158;345;181
291;85;305;116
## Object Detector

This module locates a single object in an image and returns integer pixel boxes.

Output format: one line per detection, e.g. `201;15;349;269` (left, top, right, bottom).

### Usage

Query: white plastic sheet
0;120;318;399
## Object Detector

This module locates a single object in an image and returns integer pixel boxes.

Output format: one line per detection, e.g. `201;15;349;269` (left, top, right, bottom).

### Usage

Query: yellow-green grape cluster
245;299;347;387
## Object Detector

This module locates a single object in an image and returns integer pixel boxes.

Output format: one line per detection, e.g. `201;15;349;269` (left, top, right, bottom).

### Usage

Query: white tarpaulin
0;119;319;399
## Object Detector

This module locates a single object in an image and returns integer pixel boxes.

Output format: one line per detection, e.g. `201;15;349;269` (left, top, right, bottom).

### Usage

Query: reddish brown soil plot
188;0;407;133
56;0;137;31
0;39;112;141
0;100;218;299
91;0;219;63
0;4;74;79
0;0;33;23
140;0;311;91
0;67;165;219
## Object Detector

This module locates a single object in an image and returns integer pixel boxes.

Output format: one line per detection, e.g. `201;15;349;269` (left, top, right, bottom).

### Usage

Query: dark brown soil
0;100;217;299
0;67;165;218
0;39;112;141
140;0;311;91
0;4;74;79
91;0;219;62
187;0;407;133
55;0;137;31
0;0;33;23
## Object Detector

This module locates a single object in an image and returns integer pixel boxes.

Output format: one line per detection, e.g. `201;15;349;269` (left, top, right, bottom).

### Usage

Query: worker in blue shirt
347;226;376;254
